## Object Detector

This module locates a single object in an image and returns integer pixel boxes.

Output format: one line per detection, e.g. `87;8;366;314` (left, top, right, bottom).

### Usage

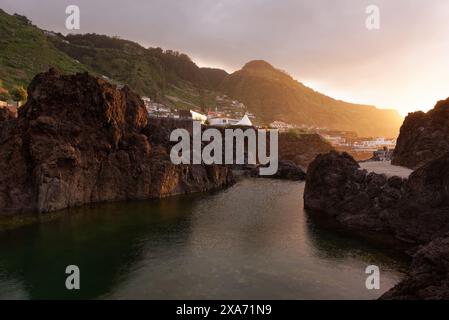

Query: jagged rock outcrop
251;160;306;181
392;97;449;169
279;132;334;169
304;150;449;299
0;69;234;215
304;151;405;236
381;235;449;300
387;152;449;244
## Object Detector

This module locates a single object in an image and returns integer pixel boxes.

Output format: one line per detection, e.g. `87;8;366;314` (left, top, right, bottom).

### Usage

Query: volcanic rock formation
304;150;449;299
0;69;234;215
251;160;306;181
392;97;449;169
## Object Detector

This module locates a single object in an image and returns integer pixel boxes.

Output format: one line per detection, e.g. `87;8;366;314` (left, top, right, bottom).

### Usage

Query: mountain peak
221;60;403;137
242;60;275;71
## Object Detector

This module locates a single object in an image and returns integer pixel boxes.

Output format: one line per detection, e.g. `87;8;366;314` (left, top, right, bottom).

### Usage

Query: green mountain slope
0;10;226;110
220;60;403;137
0;9;89;91
50;33;228;108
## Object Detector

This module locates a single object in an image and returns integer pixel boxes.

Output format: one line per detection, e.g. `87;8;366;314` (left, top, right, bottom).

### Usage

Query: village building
208;117;239;126
178;110;207;124
190;110;207;124
142;97;180;118
208;114;253;127
353;137;396;150
322;134;347;146
270;121;296;131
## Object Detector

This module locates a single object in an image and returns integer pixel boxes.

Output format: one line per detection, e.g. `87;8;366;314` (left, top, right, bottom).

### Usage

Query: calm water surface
0;179;405;299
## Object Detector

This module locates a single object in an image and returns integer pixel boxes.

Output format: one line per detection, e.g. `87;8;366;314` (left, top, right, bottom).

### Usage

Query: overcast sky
1;0;448;115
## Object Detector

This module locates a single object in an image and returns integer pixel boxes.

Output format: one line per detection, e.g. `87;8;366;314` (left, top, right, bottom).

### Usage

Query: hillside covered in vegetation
50;33;228;109
0;9;403;137
0;9;89;91
220;60;403;137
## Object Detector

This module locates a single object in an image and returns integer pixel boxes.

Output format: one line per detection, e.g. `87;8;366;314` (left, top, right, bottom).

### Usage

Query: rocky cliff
304;151;449;299
392;97;449;169
0;69;234;215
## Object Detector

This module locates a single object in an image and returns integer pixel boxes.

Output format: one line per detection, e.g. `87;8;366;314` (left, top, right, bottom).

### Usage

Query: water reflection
0;179;406;300
0;197;195;299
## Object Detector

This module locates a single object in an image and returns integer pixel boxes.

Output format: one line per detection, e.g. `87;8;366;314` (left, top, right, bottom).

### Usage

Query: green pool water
0;179;406;299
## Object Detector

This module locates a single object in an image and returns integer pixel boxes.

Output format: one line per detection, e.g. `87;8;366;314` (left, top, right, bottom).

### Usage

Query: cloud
1;0;448;114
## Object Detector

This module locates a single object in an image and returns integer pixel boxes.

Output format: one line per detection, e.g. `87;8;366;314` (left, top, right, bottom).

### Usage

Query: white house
190;110;207;124
208;114;253;127
208;117;239;126
361;138;396;148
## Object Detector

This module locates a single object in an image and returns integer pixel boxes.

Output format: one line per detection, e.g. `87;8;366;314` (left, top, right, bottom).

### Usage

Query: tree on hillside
0;88;10;102
11;86;28;102
0;81;10;101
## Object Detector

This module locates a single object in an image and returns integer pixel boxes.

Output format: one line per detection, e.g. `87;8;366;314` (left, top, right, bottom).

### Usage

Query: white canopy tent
235;114;253;127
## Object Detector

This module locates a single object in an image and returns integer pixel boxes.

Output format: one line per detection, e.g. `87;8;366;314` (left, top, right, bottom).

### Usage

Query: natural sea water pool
0;179;405;299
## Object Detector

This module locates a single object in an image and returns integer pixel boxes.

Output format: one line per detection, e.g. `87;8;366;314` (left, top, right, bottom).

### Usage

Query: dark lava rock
392;97;449;169
304;151;404;234
388;152;449;244
0;69;234;215
304;150;449;299
251;160;306;181
381;235;449;300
